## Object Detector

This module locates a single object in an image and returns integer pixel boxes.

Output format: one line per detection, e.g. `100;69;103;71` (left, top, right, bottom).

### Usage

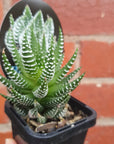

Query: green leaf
5;29;26;76
55;28;64;70
44;103;66;119
37;113;46;124
0;93;15;103
27;23;39;64
10;89;34;107
44;107;58;119
56;49;78;83
28;101;46;123
56;73;85;97
13;6;32;45
20;30;39;78
44;16;54;49
41;94;70;108
39;36;55;83
2;51;33;89
9;14;14;28
0;74;13;88
35;34;46;69
61;67;81;84
23;5;32;20
32;80;48;98
48;73;85;97
34;10;44;41
13;104;28;117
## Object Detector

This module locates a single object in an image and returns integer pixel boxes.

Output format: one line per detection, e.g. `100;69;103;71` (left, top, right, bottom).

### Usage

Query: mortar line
96;117;114;126
81;78;114;84
64;35;114;43
3;0;11;17
0;122;11;133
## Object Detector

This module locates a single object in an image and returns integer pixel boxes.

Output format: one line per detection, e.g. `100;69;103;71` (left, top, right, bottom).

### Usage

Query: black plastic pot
5;97;96;144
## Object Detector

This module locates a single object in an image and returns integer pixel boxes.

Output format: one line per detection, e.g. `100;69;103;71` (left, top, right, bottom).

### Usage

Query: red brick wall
0;0;114;144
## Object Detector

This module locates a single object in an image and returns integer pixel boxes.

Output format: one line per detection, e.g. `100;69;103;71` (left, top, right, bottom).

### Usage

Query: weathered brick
85;126;114;144
44;0;114;35
80;41;114;77
0;0;3;25
0;132;12;144
71;84;114;117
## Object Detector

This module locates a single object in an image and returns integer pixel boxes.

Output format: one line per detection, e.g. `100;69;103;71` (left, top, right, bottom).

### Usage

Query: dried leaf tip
47;15;50;19
2;48;5;54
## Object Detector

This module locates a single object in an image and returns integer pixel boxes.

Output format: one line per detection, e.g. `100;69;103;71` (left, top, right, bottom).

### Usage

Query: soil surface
24;104;87;133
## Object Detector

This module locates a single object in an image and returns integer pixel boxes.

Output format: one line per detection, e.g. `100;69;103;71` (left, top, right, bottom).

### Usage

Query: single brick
0;132;12;144
44;0;114;35
71;84;114;117
85;126;114;144
0;0;3;25
80;41;114;77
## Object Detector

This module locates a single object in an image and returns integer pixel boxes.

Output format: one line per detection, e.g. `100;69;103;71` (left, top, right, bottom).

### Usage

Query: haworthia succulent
0;6;85;123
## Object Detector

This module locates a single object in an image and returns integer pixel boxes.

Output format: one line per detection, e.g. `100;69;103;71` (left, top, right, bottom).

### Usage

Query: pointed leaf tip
2;48;5;54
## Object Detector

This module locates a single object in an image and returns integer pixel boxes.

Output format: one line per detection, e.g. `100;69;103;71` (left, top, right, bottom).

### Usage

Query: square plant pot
5;97;97;144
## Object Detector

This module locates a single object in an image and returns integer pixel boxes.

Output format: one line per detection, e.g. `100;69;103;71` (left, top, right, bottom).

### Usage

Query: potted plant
0;5;96;144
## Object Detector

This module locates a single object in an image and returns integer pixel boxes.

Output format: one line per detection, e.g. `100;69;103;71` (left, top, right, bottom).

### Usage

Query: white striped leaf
55;28;64;69
39;36;55;83
56;49;78;83
2;51;33;89
32;80;48;98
